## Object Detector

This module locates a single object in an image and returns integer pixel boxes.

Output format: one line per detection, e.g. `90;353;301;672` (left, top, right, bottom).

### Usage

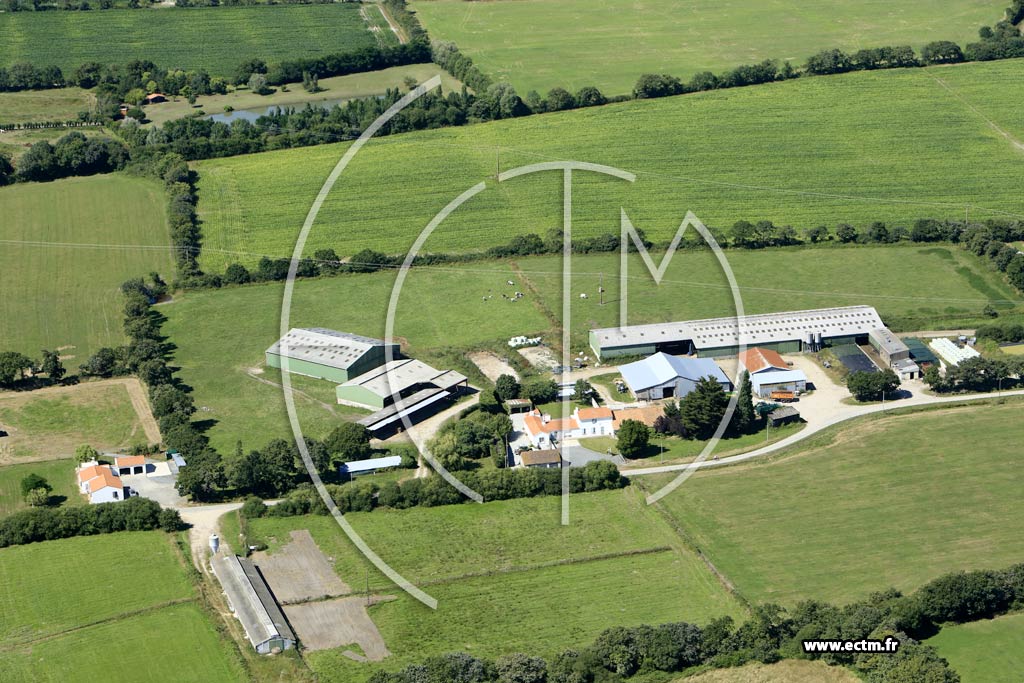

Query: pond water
205;95;383;124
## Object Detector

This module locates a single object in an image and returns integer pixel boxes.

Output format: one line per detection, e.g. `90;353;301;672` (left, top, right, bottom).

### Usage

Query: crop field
928;612;1024;683
194;60;1024;272
246;488;743;678
642;400;1024;606
0;174;174;360
411;0;1003;94
160;267;552;453
677;660;861;682
0;459;81;516
0;380;154;462
0;4;377;76
0;532;245;682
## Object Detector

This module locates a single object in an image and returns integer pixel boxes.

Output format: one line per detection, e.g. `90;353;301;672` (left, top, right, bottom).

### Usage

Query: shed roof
113;455;146;468
341;358;466;400
267;328;396;371
592;305;883;351
341;456;403;473
738;347;788;374
751;369;808;391
576;407;613;420
520;449;562;466
619;353;730;392
869;327;910;355
218;555;295;649
768;406;800;420
904;338;938;364
611;405;663;430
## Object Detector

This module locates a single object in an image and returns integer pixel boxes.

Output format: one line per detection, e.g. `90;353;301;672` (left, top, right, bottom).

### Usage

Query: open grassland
0;87;94;123
0;532;193;643
677;659;861;683
0;380;153;462
517;245;1024;345
0;459;81;516
143;64;464;126
0;4;376;76
0;174;174;359
411;0;1003;95
0;532;246;682
0;602;246;683
0;126;115;162
160;266;552;453
247;488;742;679
194;60;1024;271
927;612;1024;683
642;401;1024;606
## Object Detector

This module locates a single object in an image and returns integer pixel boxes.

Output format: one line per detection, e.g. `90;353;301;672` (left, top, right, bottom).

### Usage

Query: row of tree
0;497;182;548
924;355;1024;394
0;349;66;387
366;561;1024;682
846;370;901;402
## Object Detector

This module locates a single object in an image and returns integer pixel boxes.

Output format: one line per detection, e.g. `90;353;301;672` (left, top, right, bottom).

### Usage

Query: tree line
0;496;183;548
362;561;1024;682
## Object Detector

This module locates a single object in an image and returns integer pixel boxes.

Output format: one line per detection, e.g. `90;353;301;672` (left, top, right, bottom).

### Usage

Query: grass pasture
927;612;1024;683
246;488;742;679
411;0;1004;95
0;459;81;516
642;400;1024;606
0;87;94;123
677;659;861;682
0;174;173;360
0;380;153;462
0;4;377;76
194;60;1024;272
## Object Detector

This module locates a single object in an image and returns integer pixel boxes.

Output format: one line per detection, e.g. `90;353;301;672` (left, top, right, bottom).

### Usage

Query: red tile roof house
76;462;125;504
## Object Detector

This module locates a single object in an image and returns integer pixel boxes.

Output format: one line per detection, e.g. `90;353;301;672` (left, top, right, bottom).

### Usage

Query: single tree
679;377;729;440
323;422;372;462
39;349;65;382
20;473;51;498
75;444;100;464
494;374;520;402
572;378;595;403
616;419;650;458
732;371;755;435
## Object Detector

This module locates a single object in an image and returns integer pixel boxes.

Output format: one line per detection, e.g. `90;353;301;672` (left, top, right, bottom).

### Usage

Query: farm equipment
769;391;797;402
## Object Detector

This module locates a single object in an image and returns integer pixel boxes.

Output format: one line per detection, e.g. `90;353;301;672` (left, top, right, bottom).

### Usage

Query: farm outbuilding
266;328;399;383
112;455;146;475
751;370;807;399
868;327;910;366
589;305;884;359
929;338;980;367
340;455;403;478
215;554;296;655
518;449;563;469
618;352;732;401
767;406;801;427
345;359;468;437
904;338;938;368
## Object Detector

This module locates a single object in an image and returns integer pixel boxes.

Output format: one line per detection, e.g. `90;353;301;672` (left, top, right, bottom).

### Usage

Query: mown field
927;612;1024;683
642;400;1024;606
0;4;377;76
0;87;94;123
411;0;1003;95
0;174;174;360
0;459;80;516
0;380;152;462
245;488;743;679
0;531;245;682
160;265;552;453
677;659;861;683
194;59;1024;272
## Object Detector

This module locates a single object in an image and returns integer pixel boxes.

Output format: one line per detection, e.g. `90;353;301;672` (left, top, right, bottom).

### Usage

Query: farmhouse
522;405;661;447
575;406;614;436
266;328;399;383
518;449;563;469
343;359;468;436
215;554;296;655
590;305;885;359
76;462;125;504
340;455;403;478
618;352;732;401
738;347;808;398
523;412;579;448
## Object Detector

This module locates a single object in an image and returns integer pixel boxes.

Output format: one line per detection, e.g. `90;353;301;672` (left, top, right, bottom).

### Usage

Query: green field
928;612;1024;683
0;174;174;360
0;4;377;76
194;59;1024;272
411;0;1004;95
0;87;95;123
678;659;860;682
0;459;81;516
0;532;245;682
247;488;743;679
642;400;1024;606
160;265;552;453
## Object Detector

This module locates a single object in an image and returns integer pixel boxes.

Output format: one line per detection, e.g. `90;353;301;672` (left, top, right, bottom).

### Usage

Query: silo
209;534;220;555
815;332;823;349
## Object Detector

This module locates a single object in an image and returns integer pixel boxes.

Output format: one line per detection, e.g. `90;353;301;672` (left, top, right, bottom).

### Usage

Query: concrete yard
468;351;519;382
283;595;394;657
251;530;349;603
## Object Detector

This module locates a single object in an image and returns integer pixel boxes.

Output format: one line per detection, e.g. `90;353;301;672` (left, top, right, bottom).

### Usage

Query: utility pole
598;272;604;306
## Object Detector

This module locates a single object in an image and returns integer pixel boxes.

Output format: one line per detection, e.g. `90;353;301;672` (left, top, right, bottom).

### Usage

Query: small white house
76;463;125;504
573;406;614;437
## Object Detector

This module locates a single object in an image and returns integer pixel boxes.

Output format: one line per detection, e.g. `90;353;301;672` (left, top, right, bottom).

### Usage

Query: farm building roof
217;555;295;651
750;370;807;392
619;353;730;392
267;328;396;370
768;406;800;421
341;359;466;400
929;338;980;366
611;405;663;430
76;464;105;484
87;469;123;493
576;407;614;420
520;449;562;467
868;327;909;356
904;338;938;364
738;347;788;374
592;305;884;351
341;456;402;473
524;411;578;436
113;455;146;469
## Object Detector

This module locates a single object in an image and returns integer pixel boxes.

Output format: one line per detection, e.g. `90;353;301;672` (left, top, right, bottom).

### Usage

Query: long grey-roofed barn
589;305;885;360
214;554;296;654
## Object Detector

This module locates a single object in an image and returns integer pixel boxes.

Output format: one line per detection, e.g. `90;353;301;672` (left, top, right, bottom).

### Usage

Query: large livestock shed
345;359;468;436
214;554;296;654
618;352;732;400
589;305;885;360
266;328;398;383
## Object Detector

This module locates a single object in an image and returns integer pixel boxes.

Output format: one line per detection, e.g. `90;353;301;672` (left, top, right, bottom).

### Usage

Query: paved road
623;387;1024;477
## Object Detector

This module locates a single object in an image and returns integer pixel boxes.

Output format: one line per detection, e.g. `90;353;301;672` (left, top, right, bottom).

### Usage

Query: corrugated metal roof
341;359;467;400
216;555;295;650
869;327;909;355
341;456;403;473
592;306;883;351
619;353;730;392
751;370;807;391
267;328;396;370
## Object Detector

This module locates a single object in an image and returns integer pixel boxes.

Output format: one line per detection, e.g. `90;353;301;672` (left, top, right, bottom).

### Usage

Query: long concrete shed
215;554;296;654
266;327;398;383
590;305;885;359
